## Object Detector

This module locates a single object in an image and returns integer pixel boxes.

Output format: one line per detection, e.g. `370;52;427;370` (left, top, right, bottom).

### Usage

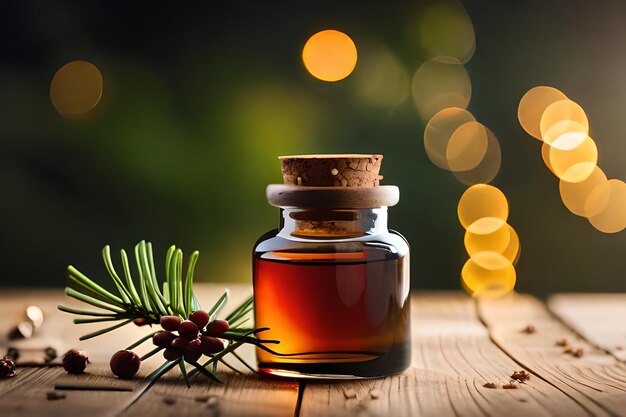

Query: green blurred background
1;0;624;293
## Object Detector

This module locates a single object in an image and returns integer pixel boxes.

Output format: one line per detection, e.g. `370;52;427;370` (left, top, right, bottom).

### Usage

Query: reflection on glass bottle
253;155;411;379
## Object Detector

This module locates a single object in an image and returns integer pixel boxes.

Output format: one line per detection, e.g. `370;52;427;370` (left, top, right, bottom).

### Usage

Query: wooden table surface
1;284;626;417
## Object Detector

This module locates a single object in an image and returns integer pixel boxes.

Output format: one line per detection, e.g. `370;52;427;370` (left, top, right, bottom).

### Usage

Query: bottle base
257;366;409;381
258;367;379;380
256;341;411;380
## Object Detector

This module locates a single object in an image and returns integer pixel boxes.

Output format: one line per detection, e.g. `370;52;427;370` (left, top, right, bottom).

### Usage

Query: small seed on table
503;381;518;389
343;389;357;399
510;370;530;383
483;382;497;389
369;389;381;399
556;338;569;347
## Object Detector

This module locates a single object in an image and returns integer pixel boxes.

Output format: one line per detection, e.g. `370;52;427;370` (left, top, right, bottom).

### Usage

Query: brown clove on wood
511;370;531;383
555;338;569;347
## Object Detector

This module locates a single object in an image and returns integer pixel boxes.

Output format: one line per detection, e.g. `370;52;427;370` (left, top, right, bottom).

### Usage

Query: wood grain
549;293;626;362
2;286;626;417
478;293;626;417
298;293;589;417
0;366;141;417
0;285;299;417
118;372;299;417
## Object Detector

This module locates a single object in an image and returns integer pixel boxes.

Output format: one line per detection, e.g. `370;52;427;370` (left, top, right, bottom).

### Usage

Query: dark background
1;0;624;293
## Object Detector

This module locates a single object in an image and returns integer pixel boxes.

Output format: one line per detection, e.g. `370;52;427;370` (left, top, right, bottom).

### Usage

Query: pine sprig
58;240;275;386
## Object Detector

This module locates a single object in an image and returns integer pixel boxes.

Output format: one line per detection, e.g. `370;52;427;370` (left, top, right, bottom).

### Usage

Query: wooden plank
0;284;300;417
548;293;626;361
478;293;626;417
3;286;624;417
119;372;298;417
299;293;590;417
0;365;144;417
0;367;63;397
0;284;256;364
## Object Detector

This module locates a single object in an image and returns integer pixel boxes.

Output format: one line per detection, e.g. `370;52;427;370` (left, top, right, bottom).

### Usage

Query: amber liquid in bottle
254;240;411;378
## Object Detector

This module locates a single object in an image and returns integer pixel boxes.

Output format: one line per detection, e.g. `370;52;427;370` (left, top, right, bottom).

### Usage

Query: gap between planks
548;294;626;363
3;288;626;417
477;293;626;417
297;293;599;417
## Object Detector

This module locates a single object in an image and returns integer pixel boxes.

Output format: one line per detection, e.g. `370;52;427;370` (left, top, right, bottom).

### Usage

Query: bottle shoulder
254;229;409;258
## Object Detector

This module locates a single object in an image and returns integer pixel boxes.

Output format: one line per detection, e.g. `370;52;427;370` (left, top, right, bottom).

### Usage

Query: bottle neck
277;207;388;239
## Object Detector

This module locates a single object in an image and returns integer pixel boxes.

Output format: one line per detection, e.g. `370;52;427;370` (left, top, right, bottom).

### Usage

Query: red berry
178;320;199;338
163;348;182;361
204;320;229;336
200;336;224;355
189;310;210;330
0;357;16;377
183;350;202;364
153;331;176;348
62;349;88;375
171;336;190;351
160;316;182;331
186;338;202;354
110;350;141;379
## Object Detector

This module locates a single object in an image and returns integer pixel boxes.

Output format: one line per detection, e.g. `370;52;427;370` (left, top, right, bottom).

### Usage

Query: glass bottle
253;155;411;379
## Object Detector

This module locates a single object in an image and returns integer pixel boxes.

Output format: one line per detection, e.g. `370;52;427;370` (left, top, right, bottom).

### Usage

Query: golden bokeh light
471;250;511;270
50;60;103;116
453;126;501;185
548;136;598;183
460;274;475;296
424;107;476;170
585;179;626;233
412;56;471;121
354;45;409;107
465;223;520;265
419;2;475;64
445;121;488;172
540;99;589;150
458;184;509;234
541;142;556;175
461;252;516;298
464;223;510;256
518;86;567;140
501;225;521;265
559;166;608;217
302;30;358;82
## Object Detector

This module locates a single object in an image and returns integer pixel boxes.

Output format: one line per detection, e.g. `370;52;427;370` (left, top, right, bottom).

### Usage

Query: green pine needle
208;290;229;320
79;318;134;341
126;331;158;350
58;240;274;388
179;360;191;388
140;346;164;361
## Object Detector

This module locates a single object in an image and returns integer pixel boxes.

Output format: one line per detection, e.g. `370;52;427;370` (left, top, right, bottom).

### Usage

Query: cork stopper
267;154;399;209
279;154;383;187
